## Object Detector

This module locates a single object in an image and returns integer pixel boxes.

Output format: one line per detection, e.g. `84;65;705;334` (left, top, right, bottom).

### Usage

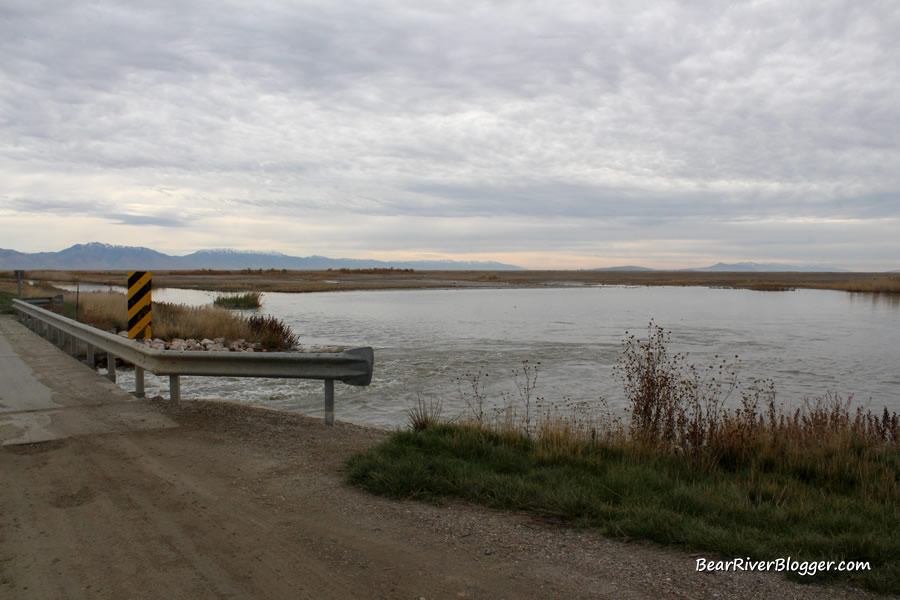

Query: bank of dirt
1;396;889;600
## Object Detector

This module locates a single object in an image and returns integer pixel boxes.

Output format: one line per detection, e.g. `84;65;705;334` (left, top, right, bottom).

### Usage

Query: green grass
347;423;899;593
0;290;15;314
213;292;262;309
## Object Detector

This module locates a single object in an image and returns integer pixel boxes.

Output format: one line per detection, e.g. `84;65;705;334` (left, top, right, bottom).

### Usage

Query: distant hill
686;262;849;273
0;243;524;271
589;265;656;271
586;262;854;272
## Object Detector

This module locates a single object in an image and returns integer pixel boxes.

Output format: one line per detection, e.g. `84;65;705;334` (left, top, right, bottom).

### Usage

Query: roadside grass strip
347;423;899;594
0;290;14;314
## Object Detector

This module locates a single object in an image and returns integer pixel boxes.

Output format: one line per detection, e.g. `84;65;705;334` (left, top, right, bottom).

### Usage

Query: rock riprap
117;332;262;352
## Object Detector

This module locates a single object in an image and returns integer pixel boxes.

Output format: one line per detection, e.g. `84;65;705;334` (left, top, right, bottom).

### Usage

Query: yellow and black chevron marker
128;271;152;339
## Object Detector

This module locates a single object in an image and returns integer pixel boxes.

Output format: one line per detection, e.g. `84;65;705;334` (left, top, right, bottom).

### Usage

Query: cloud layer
1;0;898;269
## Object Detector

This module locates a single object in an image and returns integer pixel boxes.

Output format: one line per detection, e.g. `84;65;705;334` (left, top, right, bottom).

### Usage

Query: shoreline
5;391;883;599
5;268;900;295
1;310;892;598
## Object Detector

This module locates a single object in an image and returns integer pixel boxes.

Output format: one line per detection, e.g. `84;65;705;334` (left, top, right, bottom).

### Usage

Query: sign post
128;271;152;339
14;270;24;298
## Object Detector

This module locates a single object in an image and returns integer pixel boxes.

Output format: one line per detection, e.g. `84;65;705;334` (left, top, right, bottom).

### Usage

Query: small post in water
107;353;117;382
324;379;335;426
135;366;145;398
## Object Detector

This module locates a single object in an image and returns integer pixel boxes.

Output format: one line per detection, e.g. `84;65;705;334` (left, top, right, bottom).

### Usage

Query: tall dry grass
451;321;898;496
61;291;298;350
65;291;126;331
612;322;897;473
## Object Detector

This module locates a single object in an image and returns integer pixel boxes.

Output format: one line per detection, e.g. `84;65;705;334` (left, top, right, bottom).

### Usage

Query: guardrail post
70;335;78;358
135;367;145;398
86;344;95;368
107;353;117;382
170;376;181;402
324;379;335;426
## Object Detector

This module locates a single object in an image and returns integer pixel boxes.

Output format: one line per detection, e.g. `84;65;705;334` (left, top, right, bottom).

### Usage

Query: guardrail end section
341;347;374;386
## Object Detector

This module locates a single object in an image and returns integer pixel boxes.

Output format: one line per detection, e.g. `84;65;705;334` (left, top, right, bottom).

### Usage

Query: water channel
59;283;900;427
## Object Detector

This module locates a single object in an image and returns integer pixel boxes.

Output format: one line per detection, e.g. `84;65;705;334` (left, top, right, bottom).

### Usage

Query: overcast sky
1;1;898;270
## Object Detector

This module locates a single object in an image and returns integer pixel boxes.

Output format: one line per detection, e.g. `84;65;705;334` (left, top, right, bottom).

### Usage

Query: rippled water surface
85;285;898;427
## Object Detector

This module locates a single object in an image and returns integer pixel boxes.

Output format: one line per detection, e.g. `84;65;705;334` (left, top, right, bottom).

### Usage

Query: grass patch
348;423;899;592
0;290;15;314
213;291;262;309
348;323;900;593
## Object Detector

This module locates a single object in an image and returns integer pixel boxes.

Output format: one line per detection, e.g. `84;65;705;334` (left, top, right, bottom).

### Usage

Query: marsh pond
98;285;899;427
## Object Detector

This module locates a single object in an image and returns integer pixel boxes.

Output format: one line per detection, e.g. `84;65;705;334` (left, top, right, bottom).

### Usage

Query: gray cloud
107;213;185;227
1;0;898;268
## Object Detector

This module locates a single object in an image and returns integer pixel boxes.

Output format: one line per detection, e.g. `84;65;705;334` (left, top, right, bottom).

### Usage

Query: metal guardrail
13;299;374;426
20;295;64;307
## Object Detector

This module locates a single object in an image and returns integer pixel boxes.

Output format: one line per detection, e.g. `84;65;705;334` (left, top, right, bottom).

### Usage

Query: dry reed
61;291;298;350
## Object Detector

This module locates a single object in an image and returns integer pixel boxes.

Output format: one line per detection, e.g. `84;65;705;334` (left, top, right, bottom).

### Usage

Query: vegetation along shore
349;324;899;594
4;268;900;295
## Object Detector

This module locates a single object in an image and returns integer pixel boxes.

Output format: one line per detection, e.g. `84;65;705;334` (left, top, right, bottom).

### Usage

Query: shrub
245;313;298;350
613;321;898;473
213;292;262;309
406;394;445;431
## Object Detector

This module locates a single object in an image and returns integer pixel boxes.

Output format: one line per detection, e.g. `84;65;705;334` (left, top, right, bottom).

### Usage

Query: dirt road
0;316;884;599
5;404;889;600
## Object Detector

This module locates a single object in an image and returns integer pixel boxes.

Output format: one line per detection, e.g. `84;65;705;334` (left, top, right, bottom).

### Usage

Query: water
60;283;900;427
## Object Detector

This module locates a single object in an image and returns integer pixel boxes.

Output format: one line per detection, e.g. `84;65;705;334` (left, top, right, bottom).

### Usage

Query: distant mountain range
1;244;883;272
0;243;524;271
593;261;853;273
